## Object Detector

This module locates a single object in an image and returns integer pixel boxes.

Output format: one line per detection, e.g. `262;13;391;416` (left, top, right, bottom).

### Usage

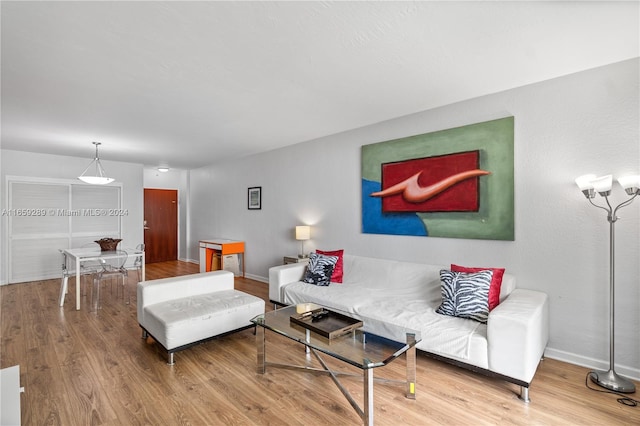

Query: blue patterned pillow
436;269;494;323
302;253;339;286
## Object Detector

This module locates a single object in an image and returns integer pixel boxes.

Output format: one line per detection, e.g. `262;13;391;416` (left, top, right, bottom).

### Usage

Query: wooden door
143;189;178;263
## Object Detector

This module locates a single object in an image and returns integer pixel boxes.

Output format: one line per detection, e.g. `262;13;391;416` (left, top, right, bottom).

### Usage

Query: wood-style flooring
1;261;638;425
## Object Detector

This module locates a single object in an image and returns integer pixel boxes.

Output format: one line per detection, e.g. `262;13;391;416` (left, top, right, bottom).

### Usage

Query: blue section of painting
362;179;428;236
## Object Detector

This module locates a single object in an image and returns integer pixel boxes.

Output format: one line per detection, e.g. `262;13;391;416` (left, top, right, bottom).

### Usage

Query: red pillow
316;249;344;283
451;264;505;311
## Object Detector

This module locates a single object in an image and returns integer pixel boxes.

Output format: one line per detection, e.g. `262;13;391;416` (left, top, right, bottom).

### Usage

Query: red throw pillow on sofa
316;249;344;283
451;264;505;311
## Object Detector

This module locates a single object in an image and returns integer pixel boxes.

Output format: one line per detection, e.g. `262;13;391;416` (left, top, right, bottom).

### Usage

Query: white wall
143;167;190;261
0;150;144;282
189;59;640;379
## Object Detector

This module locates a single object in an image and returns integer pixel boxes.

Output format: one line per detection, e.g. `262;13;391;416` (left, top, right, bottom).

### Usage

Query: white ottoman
138;271;265;364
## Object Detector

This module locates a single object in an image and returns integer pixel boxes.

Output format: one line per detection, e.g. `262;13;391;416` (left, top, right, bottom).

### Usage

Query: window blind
7;179;122;283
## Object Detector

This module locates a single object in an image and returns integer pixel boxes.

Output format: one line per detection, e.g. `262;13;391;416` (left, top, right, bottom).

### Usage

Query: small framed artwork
248;186;262;210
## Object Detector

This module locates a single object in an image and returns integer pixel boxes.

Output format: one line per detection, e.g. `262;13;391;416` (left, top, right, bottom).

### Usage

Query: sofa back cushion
340;255;516;302
342;254;443;294
284;255;443;312
283;255;517;313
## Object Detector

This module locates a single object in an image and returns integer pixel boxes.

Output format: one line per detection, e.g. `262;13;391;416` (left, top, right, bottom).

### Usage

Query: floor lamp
575;173;639;393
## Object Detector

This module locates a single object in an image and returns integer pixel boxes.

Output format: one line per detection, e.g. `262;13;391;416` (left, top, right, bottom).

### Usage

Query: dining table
59;246;145;310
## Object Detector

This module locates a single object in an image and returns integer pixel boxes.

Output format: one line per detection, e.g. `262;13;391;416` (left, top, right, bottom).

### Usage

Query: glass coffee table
251;303;421;426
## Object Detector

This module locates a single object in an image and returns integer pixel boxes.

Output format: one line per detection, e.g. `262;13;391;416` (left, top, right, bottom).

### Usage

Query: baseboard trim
544;347;640;381
243;273;267;283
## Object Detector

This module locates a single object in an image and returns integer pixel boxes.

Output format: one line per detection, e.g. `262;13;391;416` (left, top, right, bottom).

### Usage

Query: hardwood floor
2;261;638;425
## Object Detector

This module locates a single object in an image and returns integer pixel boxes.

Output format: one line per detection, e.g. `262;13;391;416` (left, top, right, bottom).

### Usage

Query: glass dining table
59;246;145;310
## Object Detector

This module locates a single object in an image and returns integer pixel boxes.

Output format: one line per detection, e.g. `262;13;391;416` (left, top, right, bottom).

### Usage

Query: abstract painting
361;117;514;240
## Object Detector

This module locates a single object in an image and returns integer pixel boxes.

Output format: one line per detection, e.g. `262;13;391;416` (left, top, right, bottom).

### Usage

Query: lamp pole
576;174;638;393
589;198;636;393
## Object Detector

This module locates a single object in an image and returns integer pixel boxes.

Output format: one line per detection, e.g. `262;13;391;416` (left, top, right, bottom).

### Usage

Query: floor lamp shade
591;175;613;195
618;175;640;195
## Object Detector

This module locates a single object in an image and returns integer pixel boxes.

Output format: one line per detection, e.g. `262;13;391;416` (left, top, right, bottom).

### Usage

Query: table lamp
295;226;311;258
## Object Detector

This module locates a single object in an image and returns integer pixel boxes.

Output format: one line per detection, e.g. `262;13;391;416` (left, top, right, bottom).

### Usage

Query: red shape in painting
371;150;489;212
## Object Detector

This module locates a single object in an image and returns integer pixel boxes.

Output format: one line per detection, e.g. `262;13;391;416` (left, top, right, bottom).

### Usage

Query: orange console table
199;238;245;277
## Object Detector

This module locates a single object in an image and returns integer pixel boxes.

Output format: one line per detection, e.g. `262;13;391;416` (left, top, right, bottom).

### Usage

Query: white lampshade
575;174;597;190
591;175;613;194
295;225;311;241
78;175;115;185
78;142;114;185
618;175;640;191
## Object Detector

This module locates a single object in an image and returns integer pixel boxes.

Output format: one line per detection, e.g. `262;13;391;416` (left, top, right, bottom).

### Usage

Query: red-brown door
144;189;178;263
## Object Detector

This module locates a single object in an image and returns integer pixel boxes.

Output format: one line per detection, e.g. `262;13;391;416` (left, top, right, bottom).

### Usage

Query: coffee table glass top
251;303;421;370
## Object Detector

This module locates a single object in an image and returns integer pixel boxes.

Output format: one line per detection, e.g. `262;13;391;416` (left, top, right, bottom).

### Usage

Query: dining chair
134;243;145;282
58;242;103;307
91;250;128;311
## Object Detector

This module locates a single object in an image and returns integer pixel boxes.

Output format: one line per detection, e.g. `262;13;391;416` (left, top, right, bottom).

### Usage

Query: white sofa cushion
143;289;264;350
355;298;485;363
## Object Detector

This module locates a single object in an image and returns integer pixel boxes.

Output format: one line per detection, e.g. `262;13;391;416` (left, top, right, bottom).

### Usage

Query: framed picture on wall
361;116;514;240
248;186;261;210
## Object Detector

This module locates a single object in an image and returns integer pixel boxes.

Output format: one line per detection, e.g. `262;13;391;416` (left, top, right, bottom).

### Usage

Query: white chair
91;250;129;311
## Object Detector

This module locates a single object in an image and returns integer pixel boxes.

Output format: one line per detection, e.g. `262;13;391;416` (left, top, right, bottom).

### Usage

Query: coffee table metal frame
251;304;420;426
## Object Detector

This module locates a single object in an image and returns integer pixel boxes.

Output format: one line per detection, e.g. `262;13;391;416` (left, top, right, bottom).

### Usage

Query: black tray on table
290;307;363;339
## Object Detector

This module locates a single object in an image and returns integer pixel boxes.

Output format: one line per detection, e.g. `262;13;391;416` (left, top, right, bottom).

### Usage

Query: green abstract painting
361;117;514;240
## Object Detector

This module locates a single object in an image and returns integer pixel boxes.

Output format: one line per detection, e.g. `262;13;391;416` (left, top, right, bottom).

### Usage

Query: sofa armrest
487;288;549;384
268;263;307;303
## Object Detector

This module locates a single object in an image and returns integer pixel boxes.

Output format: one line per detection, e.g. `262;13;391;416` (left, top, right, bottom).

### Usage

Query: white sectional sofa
269;254;549;401
138;271;265;364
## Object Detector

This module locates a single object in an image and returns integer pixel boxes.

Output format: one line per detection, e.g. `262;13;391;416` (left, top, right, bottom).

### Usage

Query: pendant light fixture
78;142;114;185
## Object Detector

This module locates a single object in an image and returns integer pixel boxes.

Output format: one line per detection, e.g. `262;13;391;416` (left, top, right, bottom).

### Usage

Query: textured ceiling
1;1;638;169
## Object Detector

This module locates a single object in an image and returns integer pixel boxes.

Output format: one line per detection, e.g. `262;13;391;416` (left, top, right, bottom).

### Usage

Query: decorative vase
95;238;122;252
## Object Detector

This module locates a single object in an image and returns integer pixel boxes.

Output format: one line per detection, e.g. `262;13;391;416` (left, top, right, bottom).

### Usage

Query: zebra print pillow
436;269;494;323
302;253;339;286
